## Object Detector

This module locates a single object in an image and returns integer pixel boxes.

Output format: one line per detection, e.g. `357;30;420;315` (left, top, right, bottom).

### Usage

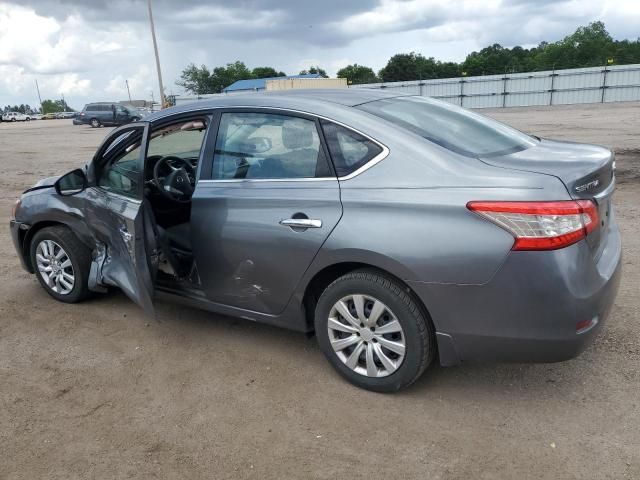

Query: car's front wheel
315;270;435;392
30;226;92;303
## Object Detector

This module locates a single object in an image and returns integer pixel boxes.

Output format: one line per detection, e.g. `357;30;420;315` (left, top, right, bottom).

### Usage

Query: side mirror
55;168;87;196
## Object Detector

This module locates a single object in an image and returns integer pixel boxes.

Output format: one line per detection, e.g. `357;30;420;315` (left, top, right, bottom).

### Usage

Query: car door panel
82;124;155;314
191;180;341;315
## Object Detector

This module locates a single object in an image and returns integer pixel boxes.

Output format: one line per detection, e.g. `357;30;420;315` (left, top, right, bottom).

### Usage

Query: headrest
282;119;314;150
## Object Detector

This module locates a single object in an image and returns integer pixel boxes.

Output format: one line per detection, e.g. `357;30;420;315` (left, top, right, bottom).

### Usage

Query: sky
0;0;639;109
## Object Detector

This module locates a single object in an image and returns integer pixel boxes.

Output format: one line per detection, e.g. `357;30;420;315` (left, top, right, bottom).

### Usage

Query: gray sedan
9;89;621;391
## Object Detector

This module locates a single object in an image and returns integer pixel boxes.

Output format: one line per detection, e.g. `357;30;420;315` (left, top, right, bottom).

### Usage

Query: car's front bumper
410;211;622;366
10;219;32;272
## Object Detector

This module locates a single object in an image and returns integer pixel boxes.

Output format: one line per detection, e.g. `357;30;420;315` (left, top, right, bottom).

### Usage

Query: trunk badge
575;179;599;193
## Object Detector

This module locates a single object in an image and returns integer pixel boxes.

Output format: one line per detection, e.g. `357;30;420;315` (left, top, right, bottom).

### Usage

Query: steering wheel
153;155;195;203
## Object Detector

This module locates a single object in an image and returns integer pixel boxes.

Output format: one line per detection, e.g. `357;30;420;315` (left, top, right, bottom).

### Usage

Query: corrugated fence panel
606;86;640;102
352;63;640;108
423;81;461;98
553;88;602;105
506;92;551;107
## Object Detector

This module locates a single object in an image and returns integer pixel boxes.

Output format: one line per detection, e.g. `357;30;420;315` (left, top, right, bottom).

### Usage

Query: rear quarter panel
314;122;573;287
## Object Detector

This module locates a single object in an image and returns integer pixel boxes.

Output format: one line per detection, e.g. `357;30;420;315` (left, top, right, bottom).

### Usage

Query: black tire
11;118;16;122
90;118;100;128
29;226;92;303
26;117;31;121
315;269;435;392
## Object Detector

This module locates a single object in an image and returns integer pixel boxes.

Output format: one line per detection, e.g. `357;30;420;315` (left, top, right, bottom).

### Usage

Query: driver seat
162;222;191;251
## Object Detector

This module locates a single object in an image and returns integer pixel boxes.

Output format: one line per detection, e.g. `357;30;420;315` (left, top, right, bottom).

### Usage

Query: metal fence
352;63;640;108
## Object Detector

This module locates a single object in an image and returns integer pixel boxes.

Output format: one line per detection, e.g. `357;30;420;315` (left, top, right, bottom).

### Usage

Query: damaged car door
84;124;156;313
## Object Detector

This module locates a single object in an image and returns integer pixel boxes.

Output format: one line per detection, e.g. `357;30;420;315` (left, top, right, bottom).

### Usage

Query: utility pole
125;79;132;102
61;93;66;112
34;79;43;112
147;0;166;108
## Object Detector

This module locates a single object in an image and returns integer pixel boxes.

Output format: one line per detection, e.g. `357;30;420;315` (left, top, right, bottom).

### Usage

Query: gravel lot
1;103;639;479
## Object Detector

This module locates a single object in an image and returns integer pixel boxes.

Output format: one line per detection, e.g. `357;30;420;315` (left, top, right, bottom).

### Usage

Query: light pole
125;79;132;102
35;79;43;113
147;0;166;108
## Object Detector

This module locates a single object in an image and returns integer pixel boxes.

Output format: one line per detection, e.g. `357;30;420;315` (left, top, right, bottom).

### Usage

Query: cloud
0;0;639;108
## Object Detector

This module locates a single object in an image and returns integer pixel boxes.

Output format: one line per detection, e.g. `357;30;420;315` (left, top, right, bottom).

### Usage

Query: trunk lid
481;138;615;258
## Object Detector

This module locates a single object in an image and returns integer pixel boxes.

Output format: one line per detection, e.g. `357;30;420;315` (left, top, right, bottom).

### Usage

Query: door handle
279;218;322;229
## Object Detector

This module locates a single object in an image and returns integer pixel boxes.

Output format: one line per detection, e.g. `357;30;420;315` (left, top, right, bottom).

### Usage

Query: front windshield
357;96;536;157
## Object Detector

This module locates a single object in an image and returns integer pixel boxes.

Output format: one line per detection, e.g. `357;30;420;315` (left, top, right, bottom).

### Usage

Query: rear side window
356;96;536;157
320;120;383;177
212;112;331;180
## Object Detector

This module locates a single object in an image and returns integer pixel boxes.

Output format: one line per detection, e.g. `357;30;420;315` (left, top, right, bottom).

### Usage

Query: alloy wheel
35;239;75;295
327;294;406;377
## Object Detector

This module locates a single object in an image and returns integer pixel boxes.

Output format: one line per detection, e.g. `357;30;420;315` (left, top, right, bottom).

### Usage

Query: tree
177;61;285;94
40;99;71;114
175;23;640;93
252;67;286;78
299;66;328;78
533;21;616;70
176;64;214;95
378;53;446;82
210;61;254;92
336;64;378;84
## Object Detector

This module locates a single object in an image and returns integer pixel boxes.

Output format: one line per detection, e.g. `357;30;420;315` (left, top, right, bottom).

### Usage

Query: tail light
467;200;599;251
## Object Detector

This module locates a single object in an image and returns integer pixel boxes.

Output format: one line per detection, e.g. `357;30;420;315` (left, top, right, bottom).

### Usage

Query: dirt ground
1;102;639;480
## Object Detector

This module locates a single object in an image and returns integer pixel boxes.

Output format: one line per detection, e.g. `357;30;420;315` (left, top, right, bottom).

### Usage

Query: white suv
2;112;31;122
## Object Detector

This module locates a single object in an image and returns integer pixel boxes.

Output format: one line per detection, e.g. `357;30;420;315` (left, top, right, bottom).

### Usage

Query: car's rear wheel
90;118;100;128
11;118;16;122
314;270;435;392
26;117;30;121
30;226;91;303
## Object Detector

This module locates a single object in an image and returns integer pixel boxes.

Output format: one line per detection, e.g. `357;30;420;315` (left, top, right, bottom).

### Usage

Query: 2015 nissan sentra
9;90;622;392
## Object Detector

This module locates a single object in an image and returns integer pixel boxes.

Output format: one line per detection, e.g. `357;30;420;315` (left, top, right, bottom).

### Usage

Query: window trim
92;123;148;200
159;106;389;183
202;108;336;182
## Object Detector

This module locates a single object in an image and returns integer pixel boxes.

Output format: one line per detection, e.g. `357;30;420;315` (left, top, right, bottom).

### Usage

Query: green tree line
3;99;74;114
177;21;640;94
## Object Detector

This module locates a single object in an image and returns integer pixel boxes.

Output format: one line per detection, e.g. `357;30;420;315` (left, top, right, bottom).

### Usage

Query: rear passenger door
191;109;342;315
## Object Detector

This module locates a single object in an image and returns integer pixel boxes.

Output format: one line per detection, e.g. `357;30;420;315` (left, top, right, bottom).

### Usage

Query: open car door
84;123;157;315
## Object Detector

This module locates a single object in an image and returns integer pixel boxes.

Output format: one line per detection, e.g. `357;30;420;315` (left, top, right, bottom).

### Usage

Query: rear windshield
356;96;536;157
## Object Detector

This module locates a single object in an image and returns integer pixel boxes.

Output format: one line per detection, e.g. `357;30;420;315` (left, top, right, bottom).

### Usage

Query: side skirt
154;283;308;332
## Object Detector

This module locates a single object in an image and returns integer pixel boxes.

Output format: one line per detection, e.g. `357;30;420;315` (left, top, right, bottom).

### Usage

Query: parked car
77;102;141;127
30;113;43;120
10;90;621;391
2;111;31;122
42;113;57;120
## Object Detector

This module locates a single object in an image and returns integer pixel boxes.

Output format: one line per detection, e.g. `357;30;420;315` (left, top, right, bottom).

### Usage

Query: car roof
146;89;411;122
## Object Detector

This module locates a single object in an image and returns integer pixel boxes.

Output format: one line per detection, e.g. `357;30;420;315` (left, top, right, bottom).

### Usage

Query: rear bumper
410;214;622;366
